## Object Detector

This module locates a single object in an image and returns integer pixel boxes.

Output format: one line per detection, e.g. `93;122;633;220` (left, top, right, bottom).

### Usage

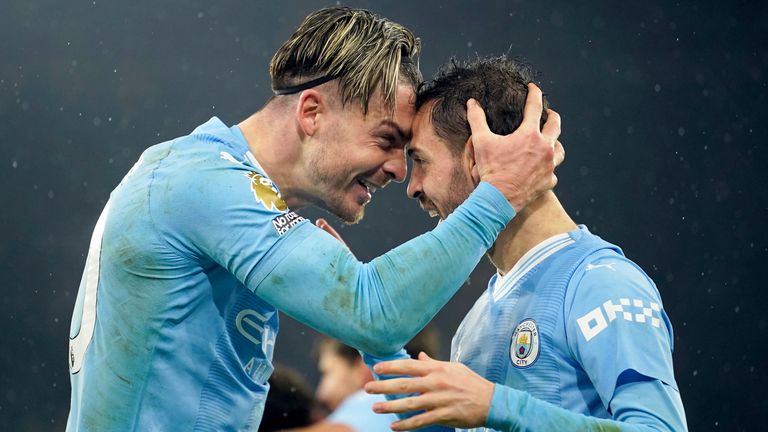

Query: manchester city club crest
510;319;540;368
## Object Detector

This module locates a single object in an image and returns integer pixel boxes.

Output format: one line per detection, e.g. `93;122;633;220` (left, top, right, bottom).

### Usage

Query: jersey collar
491;227;586;302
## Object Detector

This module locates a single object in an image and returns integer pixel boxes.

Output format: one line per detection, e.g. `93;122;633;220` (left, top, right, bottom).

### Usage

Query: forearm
486;380;686;432
257;182;513;356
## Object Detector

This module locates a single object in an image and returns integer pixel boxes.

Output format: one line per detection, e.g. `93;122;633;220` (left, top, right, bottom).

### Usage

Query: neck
237;104;310;209
488;191;578;276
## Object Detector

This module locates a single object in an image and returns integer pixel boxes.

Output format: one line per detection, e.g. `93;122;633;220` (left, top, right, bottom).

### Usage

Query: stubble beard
442;163;475;219
306;149;364;225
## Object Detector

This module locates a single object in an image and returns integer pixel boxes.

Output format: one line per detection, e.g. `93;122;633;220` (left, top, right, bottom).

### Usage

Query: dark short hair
416;56;549;154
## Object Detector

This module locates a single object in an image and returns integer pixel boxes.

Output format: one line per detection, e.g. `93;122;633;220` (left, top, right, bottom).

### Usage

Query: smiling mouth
419;201;440;218
356;177;381;194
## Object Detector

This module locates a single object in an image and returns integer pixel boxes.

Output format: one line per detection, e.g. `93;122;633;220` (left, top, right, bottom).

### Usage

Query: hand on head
468;83;564;213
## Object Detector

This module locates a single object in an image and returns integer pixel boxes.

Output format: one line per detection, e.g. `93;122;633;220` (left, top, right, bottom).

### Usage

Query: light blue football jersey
67;116;518;431
68;118;311;431
451;226;680;431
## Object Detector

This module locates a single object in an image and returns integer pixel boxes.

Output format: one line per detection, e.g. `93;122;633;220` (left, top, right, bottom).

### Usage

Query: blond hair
270;7;421;114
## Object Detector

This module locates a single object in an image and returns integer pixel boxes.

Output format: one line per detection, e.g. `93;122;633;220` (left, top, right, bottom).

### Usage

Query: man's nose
406;176;422;199
383;149;407;183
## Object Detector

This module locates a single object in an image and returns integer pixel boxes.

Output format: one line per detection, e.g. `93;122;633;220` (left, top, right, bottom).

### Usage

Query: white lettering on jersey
237;309;276;381
236;309;268;347
577;299;661;341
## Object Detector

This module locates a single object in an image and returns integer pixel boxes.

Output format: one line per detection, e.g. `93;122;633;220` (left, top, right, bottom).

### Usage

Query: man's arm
159;86;561;356
256;182;512;356
254;86;562;356
364;354;685;431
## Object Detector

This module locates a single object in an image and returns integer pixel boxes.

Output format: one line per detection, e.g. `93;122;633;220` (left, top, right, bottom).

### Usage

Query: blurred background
1;0;766;430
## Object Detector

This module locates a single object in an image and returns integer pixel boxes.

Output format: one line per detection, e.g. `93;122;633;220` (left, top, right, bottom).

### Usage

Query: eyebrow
378;120;411;142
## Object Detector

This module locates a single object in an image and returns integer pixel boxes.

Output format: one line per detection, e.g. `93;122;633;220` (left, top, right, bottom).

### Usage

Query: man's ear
465;136;481;185
295;89;324;137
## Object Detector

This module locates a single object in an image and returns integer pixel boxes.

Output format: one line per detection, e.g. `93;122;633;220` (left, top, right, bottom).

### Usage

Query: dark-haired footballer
364;57;687;432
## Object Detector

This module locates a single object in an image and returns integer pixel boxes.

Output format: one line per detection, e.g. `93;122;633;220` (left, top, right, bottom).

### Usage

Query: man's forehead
407;105;436;151
359;84;416;146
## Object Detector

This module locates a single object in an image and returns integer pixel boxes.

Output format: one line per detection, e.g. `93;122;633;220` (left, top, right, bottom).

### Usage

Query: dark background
1;0;766;430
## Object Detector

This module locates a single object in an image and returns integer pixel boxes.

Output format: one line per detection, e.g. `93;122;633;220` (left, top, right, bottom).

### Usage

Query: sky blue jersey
68;117;516;431
453;226;687;431
67;118;306;431
364;226;686;431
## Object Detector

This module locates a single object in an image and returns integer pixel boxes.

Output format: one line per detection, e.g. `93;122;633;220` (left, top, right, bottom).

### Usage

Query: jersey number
69;201;111;374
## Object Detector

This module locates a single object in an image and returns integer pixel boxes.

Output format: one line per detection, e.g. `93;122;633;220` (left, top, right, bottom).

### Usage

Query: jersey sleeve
153;143;516;356
255;182;515;356
486;379;687;431
564;254;679;408
149;145;313;289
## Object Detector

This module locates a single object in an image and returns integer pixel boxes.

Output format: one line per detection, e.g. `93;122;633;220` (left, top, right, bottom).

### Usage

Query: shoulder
564;250;669;342
568;251;661;308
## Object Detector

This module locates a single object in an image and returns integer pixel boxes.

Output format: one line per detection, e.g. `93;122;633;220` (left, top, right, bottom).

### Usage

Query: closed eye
380;134;396;147
407;148;423;163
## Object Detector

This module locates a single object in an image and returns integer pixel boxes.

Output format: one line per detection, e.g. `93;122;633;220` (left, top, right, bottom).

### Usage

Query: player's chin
332;197;367;225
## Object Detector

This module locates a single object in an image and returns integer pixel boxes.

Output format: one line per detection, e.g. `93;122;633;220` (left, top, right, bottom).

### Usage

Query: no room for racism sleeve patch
271;212;306;236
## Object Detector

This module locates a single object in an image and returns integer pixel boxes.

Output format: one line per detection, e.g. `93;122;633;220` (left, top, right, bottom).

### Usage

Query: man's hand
364;352;494;431
468;83;564;212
